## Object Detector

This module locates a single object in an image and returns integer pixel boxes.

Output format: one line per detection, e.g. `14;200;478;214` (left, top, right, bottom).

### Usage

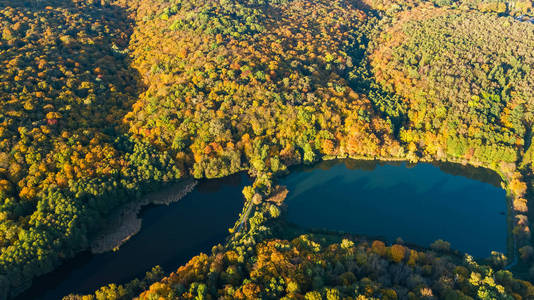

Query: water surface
19;173;249;300
281;160;507;257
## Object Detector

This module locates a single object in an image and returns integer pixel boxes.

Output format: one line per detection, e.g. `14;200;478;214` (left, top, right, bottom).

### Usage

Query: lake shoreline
90;179;198;254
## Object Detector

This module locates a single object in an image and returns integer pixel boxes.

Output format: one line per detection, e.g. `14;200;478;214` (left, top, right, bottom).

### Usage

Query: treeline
362;0;533;16
64;266;165;300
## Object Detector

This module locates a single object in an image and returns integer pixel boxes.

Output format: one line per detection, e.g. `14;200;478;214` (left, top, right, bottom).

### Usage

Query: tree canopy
1;0;534;298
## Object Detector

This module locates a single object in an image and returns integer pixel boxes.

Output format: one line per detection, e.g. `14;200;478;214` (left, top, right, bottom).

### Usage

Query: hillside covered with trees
1;0;534;298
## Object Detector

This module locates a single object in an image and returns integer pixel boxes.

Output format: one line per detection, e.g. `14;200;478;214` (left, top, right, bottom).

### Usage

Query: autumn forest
1;0;534;298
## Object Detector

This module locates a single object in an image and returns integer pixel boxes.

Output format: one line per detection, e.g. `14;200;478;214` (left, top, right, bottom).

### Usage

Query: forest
0;0;534;298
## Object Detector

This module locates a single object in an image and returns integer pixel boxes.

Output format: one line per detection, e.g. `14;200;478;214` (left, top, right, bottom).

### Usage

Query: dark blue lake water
18;173;249;300
282;160;507;258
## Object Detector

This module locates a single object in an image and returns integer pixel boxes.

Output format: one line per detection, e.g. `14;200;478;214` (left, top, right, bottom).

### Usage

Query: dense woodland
0;1;181;298
1;0;534;298
89;236;534;299
123;0;403;179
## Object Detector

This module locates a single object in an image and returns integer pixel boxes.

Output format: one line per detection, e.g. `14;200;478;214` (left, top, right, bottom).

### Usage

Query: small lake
281;160;508;258
18;173;250;300
19;159;508;299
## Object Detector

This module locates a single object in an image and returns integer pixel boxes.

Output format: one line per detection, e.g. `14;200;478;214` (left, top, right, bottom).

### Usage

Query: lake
281;159;508;257
19;159;508;299
17;173;250;300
